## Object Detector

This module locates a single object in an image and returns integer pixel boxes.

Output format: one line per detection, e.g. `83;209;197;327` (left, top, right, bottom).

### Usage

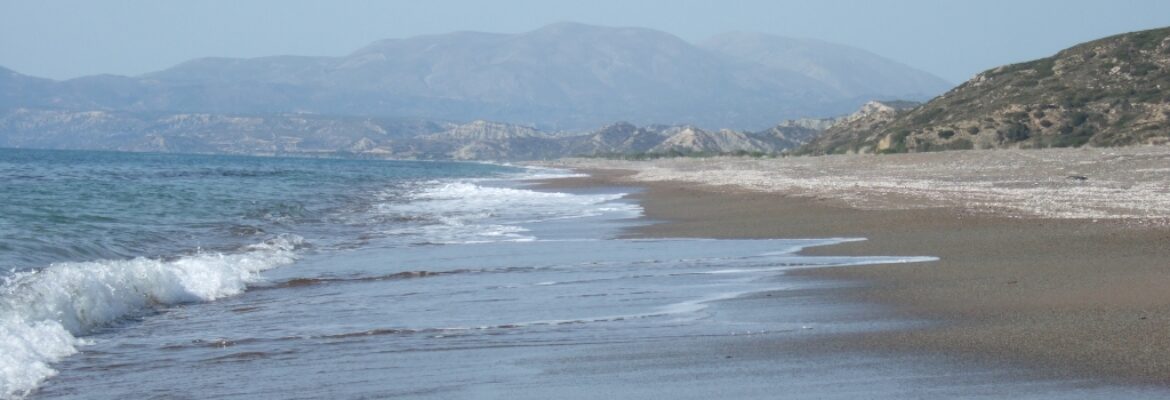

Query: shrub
911;108;946;125
938;129;956;139
1070;112;1090;126
1032;58;1056;78
1128;29;1168;50
1131;62;1158;76
878;130;912;154
1054;126;1095;147
946;138;975;150
1015;79;1040;87
1005;111;1030;121
998;123;1031;142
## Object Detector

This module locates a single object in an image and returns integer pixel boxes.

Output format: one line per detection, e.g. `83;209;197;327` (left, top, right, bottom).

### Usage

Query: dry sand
536;146;1170;384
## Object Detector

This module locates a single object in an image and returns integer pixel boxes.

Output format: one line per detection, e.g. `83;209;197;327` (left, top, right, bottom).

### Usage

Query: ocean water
3;149;1167;399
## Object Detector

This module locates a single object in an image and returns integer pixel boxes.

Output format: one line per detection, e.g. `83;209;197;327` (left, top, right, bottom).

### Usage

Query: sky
2;0;1169;83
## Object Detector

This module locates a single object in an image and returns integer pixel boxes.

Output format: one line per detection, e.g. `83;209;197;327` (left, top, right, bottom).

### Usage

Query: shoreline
534;162;1170;385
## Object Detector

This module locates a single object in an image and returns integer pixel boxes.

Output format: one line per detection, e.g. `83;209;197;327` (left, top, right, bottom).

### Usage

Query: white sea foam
0;235;301;399
377;181;641;244
510;166;588;180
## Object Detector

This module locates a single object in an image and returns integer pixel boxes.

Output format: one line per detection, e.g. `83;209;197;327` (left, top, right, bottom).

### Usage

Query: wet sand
535;155;1170;385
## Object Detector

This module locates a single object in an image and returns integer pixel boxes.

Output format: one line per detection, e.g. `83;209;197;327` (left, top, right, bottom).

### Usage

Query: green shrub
1054;126;1095;147
1128;29;1168;50
1005;111;1030;121
1131;62;1159;76
911;108;945;125
1070;111;1090;126
998;123;1031;142
946;138;975;150
1014;79;1039;87
878;130;912;154
1032;58;1056;78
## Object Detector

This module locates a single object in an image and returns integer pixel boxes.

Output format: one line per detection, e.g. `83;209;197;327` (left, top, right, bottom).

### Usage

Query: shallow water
3;149;1168;399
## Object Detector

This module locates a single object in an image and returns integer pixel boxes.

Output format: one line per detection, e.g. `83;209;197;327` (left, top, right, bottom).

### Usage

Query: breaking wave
0;235;302;398
375;181;641;244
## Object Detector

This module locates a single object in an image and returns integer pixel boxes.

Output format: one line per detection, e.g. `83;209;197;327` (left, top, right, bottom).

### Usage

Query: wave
0;235;302;399
374;180;641;244
267;270;455;289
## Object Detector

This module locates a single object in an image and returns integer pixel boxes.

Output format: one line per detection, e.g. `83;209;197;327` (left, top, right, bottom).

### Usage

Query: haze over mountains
5;24;1168;160
0;22;949;132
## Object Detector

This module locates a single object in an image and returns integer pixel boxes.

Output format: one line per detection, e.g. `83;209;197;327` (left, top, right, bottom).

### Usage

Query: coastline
534;152;1170;385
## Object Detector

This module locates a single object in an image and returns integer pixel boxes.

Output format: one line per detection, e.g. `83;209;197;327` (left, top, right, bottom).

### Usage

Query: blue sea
2;148;1166;399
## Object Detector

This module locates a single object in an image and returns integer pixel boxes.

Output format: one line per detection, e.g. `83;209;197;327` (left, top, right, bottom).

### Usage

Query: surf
0;235;301;398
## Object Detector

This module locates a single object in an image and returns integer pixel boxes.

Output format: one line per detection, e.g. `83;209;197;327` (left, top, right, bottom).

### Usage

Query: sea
2;148;1167;399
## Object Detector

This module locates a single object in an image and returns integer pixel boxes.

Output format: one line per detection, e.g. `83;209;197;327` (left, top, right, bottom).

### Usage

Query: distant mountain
701;32;952;101
563;122;668;155
0;66;54;109
0;22;948;131
409;120;564;160
0;107;822;159
754;120;832;150
801;27;1170;154
0;109;449;155
649;126;777;154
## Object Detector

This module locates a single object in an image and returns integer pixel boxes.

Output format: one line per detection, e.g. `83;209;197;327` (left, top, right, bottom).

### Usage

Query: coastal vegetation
800;27;1170;155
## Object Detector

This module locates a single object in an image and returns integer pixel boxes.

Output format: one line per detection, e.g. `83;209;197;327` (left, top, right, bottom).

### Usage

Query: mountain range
0;22;949;132
0;110;821;159
6;23;1162;159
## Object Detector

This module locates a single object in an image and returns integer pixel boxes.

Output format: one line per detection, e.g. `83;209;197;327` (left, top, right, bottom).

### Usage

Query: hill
802;27;1170;154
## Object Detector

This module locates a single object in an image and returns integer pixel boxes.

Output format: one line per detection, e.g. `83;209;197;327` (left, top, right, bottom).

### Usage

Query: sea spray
0;235;301;398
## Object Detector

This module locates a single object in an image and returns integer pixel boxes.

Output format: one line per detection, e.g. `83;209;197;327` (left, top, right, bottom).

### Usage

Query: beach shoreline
532;148;1170;385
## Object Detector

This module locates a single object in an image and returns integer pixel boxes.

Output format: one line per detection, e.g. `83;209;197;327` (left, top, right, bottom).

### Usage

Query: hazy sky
3;0;1169;83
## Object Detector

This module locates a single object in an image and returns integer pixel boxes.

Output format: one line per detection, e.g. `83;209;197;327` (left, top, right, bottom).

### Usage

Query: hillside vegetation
801;27;1170;155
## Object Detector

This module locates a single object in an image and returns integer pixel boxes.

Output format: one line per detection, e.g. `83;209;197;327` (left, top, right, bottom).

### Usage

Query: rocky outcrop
650;126;778;154
796;100;920;154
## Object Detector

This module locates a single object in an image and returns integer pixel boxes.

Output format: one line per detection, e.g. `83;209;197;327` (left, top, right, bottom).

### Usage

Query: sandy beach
538;146;1170;385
